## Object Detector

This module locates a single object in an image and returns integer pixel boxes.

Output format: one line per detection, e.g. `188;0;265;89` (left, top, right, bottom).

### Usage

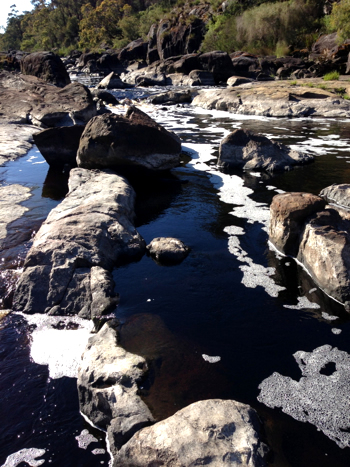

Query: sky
0;0;34;31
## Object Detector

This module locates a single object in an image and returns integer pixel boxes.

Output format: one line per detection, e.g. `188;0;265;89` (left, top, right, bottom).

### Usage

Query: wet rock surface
115;399;268;467
219;129;313;172
77;106;181;171
0;122;38;166
320;184;350;209
146;237;190;265
12;168;145;316
78;319;154;451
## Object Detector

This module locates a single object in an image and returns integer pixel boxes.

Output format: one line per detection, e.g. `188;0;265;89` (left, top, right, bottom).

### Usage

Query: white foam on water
17;313;94;379
75;429;98;450
322;312;338;321
202;354;221;363
283;296;321;310
332;328;342;335
258;345;350;448
2;448;45;467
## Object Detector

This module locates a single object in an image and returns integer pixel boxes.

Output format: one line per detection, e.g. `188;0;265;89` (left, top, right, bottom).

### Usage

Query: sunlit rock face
218;129;314;172
258;345;350;449
78;320;154;453
12;168;145;317
114;399;268;467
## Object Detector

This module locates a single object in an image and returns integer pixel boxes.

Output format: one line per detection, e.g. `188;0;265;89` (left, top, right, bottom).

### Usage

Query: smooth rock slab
114;399;267;466
146;237;190;265
78;320;154;451
219;129;313;172
77;106;181;171
12;168;145;316
320;183;350;209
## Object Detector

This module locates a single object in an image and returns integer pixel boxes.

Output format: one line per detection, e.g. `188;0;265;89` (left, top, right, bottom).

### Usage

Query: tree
329;0;350;42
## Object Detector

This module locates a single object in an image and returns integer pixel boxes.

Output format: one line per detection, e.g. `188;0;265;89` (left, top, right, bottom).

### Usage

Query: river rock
319;184;350;208
77;106;181;171
269;192;326;256
0;71;97;128
96;72;126;89
297;208;350;304
146;237;190;265
198;51;235;84
122;69;166;86
227;76;253;86
218;129;313;172
78;319;154;450
192;81;350;118
20;51;70;88
0;121;38;165
114;399;268;467
148;90;192;105
90;88;119;105
33;125;84;168
189;69;215;86
12;168;145;316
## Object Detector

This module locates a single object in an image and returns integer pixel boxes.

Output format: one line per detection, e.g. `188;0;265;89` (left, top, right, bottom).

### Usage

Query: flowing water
1;86;350;466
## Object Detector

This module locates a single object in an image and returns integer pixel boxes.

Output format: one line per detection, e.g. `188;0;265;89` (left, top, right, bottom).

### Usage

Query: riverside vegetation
1;0;350;57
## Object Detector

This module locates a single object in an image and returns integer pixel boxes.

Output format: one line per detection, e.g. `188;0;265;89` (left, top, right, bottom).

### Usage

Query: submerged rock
12;168;145;317
78;319;154;451
77;106;181;171
115;399;268;466
218;129;313;172
146;237;190;265
148;90;192;105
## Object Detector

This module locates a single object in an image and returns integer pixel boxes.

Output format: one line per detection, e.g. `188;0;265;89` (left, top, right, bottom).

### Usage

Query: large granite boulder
218;129;313;172
77;106;181;171
12;168;145;317
33;125;84;169
0;71;96;128
119;38;148;63
320;184;350;208
297;208;350;304
269;187;350;305
96;72;127;90
20;51;70;88
114;399;268;466
78;319;154;451
198;51;235;83
269;192;326;256
148;90;192;105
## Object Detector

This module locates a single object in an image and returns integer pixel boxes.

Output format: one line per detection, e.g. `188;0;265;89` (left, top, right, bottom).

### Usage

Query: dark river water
1;86;350;466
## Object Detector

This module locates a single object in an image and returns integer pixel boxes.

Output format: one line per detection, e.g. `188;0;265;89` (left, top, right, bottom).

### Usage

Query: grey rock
297;208;350;304
115;399;267;466
122;69;166;86
146;237;190;265
188;69;215;86
0;122;38;166
0;71;96;128
91;89;119;105
33;125;84;168
78;319;154;449
20;51;70;88
320;183;350;209
148;90;192;105
269;192;326;256
77;106;181;171
218;129;313;172
12;168;145;316
227;76;253;87
96;72;126;89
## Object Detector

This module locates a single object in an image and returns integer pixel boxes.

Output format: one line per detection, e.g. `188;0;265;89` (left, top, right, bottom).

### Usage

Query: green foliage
323;70;340;80
201;13;238;52
329;0;350;43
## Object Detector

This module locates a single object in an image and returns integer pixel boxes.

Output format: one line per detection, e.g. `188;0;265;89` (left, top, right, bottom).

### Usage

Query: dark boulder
198;51;235;83
230;55;259;77
119;38;148;63
33;125;84;169
219;129;313;172
20;51;70;88
77;106;181;171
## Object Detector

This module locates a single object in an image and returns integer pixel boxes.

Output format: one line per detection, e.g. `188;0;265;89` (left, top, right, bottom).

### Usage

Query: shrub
323;71;340;80
329;0;350;43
